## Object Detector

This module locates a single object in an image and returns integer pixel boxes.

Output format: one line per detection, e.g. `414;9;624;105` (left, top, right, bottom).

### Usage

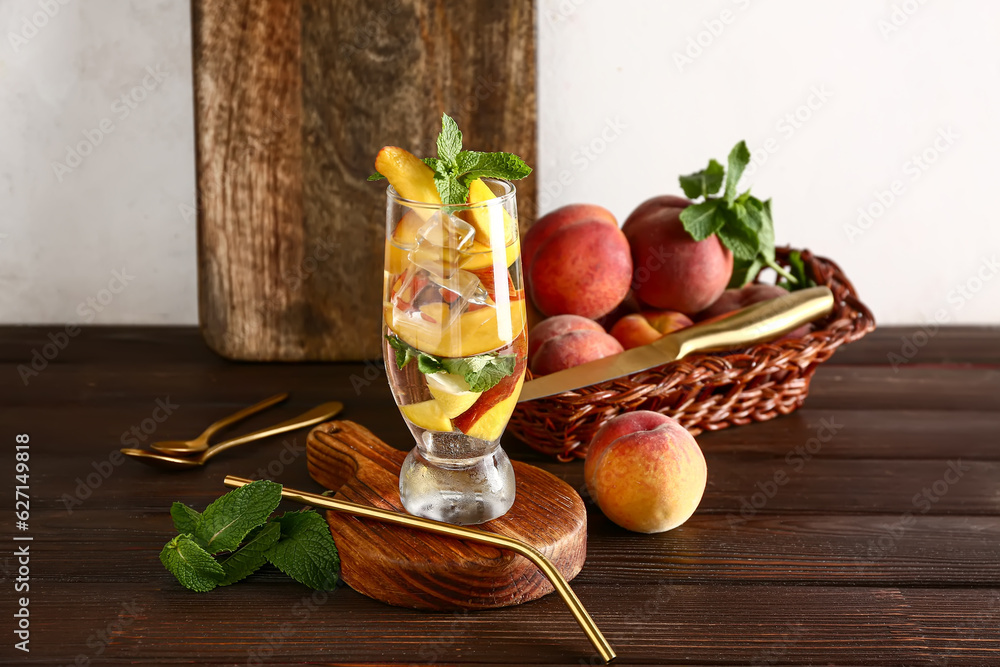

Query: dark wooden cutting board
305;421;587;610
191;0;537;361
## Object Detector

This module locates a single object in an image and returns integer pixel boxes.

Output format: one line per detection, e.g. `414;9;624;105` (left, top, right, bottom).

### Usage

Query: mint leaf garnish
368;171;386;181
386;333;516;393
266;511;340;591
170;502;201;536
420;113;531;205
160;535;225;593
417;353;446;375
217;521;280;586
441;354;516;393
433;169;470;206
454;151;532;185
678;141;795;286
437;114;463;165
195;479;282;554
679;159;724;199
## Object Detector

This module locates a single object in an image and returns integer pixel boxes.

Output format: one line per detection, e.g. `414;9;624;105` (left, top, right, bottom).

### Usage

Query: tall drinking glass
382;179;527;525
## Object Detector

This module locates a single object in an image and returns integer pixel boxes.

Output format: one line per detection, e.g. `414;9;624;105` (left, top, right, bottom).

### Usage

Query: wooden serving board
191;0;536;361
305;421;586;610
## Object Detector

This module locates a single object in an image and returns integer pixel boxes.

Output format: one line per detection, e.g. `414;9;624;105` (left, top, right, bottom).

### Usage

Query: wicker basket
508;247;875;461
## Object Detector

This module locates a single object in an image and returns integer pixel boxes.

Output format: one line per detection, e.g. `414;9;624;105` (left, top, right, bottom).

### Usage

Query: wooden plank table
1;326;998;665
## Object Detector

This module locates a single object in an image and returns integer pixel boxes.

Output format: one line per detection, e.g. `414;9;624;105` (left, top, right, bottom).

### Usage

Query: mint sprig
195;479;282;553
160;535;225;592
370;113;531;204
678;141;796;287
160;480;340;593
266;511;341;591
170;501;202;536
386;333;515;393
217;521;280;586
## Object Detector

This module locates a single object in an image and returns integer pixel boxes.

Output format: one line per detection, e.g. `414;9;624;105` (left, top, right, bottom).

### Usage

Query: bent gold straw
223;475;616;663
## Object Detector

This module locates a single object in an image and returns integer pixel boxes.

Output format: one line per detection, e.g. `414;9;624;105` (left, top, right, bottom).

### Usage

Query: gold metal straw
223;475;616;663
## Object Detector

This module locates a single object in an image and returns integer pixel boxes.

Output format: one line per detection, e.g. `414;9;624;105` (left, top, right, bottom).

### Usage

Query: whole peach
529;314;605;364
609;314;661;350
584;411;707;533
623;195;733;314
643;310;694;335
529;329;623;376
522;204;617;279
529;220;633;319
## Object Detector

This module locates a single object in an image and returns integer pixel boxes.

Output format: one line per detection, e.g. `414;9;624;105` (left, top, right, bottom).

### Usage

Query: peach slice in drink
460;179;520;271
384;293;526;359
376;146;441;211
400;399;453;432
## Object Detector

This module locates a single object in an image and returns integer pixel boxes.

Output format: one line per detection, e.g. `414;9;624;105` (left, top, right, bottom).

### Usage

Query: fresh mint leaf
195;480;282;554
170;502;202;536
716;209;759;261
731;198;764;237
437;113;463;165
385;333;516;393
434;171;470;206
266;511;340;591
217;521;281;586
455;151;532;184
386;334;416;369
380;115;532;205
417;353;445;375
724;141;751;204
728;257;766;289
441;354;516;393
160;534;225;592
777;250;817;291
674;143;798;288
679;200;724;241
368;172;386;181
679;159;724;199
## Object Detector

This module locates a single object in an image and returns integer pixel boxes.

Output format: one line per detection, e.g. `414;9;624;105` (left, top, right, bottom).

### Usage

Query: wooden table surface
2;326;999;666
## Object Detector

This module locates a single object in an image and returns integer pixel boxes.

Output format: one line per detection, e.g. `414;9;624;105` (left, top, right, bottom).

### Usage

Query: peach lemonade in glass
373;115;530;525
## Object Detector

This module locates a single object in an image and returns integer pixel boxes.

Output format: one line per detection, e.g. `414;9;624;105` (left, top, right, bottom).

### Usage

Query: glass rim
386;177;516;210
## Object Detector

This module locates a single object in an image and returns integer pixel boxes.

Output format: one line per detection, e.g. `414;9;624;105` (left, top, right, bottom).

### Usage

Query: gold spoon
151;393;289;455
223;475;617;664
122;401;343;470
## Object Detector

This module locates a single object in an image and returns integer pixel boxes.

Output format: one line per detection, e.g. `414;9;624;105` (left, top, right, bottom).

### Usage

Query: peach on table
584;411;707;534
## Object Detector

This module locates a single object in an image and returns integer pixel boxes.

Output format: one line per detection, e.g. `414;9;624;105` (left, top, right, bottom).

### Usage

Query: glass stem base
398;443;515;525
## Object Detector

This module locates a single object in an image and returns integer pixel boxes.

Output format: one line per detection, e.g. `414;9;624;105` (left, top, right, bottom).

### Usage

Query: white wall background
2;0;998;326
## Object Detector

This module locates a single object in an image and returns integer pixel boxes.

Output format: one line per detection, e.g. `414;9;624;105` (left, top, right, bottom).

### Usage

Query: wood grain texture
2;326;999;665
306;420;586;610
192;0;536;361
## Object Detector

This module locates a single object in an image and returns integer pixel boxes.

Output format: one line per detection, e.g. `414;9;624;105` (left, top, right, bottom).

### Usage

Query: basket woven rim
508;247;876;461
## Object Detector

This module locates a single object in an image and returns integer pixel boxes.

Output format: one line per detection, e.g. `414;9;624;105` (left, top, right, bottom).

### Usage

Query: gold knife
517;285;834;402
